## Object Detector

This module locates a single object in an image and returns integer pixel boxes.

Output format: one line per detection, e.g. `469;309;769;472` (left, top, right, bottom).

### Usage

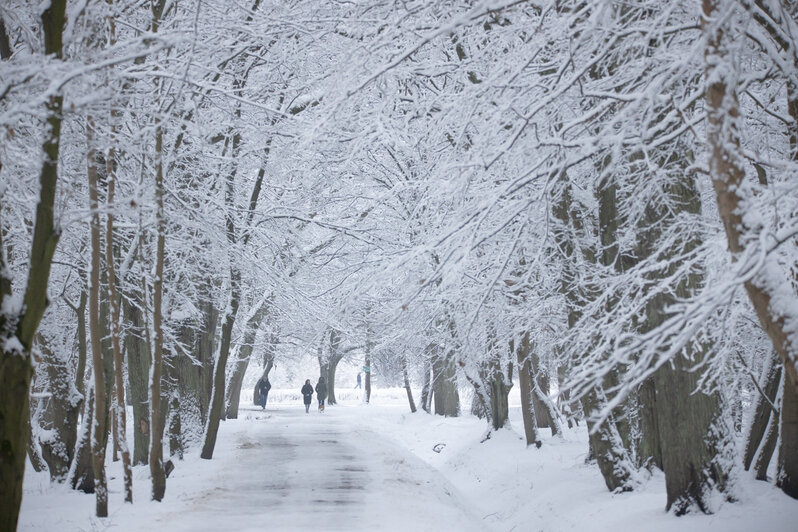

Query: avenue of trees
1;0;796;528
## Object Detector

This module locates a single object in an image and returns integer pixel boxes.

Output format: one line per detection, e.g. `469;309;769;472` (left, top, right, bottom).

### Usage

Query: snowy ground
19;389;798;531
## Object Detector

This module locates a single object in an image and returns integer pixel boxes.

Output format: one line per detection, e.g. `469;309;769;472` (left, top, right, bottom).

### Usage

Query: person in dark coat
257;377;272;409
354;372;362;389
301;379;314;413
315;376;328;412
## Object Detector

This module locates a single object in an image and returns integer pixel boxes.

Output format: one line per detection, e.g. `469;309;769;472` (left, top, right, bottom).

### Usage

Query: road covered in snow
148;405;483;531
20;402;484;532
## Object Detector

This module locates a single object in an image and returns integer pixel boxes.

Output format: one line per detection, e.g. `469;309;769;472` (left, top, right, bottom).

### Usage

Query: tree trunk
111;405;119;462
654;351;727;514
201;284;239;459
516;333;539;446
68;387;95;494
198;294;218;420
226;301;270;418
323;329;343;405
532;378;561;437
556;362;577;428
470;380;488;419
105;161;133;502
124;297;150;465
703;0;798;424
70;290;88;398
177;294;216;424
526;338;550;430
149;125;166;501
779;370;798;497
530;346;559;435
191;294;220;425
365;332;372;404
0;17;11;60
327;359;340;405
650;169;728;513
432;352;459;417
581;387;635;492
744;357;781;471
27;396;47;473
420;357;432;413
552;181;633;491
0;3;65;528
87;117;109;518
37;336;81;482
165;348;183;460
636;378;662;470
201;131;243;460
488;371;510;431
755;379;781;480
403;356;417;413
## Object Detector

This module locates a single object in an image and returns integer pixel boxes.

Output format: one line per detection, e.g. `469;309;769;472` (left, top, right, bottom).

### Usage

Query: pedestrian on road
354;372;361;389
315;376;328;412
301;379;314;413
257;377;272;409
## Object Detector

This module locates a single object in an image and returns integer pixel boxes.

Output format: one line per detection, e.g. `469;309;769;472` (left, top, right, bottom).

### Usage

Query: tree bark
402;356;417;413
201;280;240;459
226;300;270;418
124;297;150;465
179;292;216;424
552;180;633;492
37;336;81;482
652;171;728;514
150;125;166;501
66;289;88;399
68;387;95;494
0;3;65;528
164;346;183;460
27;395;47;473
105;154;133;502
365;329;372;404
744;355;781;471
198;296;218;420
432;352;459;417
654;350;727;514
488;369;511;431
470;376;489;419
700;0;798;504
201;131;243;459
704;0;798;425
516;333;539;446
0;16;11;60
420;356;432;413
637;378;662;470
580;388;634;492
325;329;343;405
87;117;109;518
755;378;781;481
530;346;559;436
779;370;798;497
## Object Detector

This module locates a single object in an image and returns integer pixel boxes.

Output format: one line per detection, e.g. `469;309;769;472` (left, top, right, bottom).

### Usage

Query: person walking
301;379;314;413
354;372;362;389
315;376;328;412
257;377;272;409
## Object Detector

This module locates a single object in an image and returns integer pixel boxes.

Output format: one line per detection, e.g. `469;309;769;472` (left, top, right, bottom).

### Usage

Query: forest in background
1;0;797;529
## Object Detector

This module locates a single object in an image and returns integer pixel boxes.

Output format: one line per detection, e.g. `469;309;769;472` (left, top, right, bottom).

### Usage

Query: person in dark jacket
301;379;314;413
257;377;272;409
354;372;362;389
315;376;328;412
